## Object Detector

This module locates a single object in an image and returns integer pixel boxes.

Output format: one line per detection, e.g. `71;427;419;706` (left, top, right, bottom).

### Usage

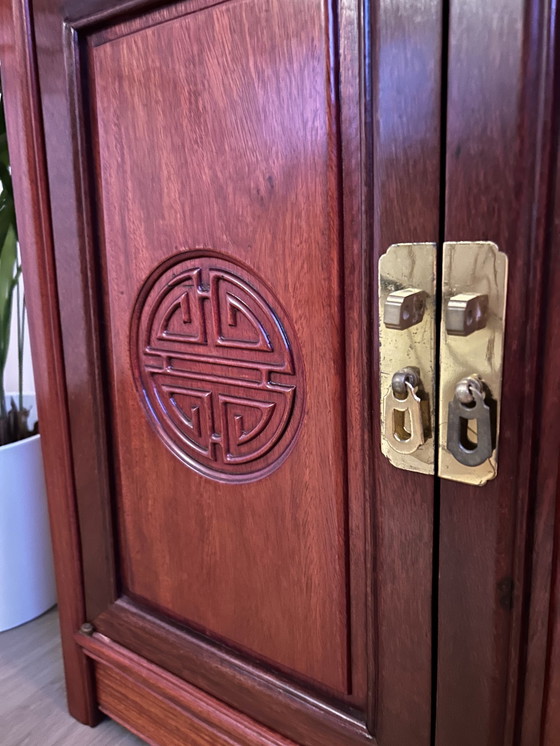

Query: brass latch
379;243;436;475
384;367;429;455
445;293;488;336
379;241;508;485
384;289;428;330
438;241;507;485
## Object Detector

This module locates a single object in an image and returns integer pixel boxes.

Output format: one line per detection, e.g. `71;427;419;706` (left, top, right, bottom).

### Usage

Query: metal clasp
446;293;488;336
384;368;428;455
384;288;427;330
446;376;495;467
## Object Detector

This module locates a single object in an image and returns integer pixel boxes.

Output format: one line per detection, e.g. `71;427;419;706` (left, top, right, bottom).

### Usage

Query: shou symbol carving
131;252;304;482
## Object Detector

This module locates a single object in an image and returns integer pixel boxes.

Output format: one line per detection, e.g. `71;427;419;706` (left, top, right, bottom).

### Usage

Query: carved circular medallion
131;252;304;483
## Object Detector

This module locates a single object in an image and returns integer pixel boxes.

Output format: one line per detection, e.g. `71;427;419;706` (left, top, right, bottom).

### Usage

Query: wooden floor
0;607;144;745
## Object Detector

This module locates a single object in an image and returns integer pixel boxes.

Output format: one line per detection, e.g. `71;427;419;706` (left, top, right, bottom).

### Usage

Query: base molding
78;632;296;745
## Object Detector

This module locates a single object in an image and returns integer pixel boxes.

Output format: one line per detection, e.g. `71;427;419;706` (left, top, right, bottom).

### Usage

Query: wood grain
517;11;560;738
370;1;443;743
0;0;97;725
26;0;443;740
20;1;560;744
542;481;560;746
31;0;381;739
85;0;351;693
81;632;298;746
94;597;375;746
437;1;559;744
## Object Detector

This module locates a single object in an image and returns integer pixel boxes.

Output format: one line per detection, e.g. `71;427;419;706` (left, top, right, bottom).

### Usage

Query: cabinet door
22;0;442;744
435;1;560;744
15;0;558;743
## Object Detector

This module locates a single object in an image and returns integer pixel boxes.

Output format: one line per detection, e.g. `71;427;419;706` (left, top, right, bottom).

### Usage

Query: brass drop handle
384;367;428;455
446;376;495;467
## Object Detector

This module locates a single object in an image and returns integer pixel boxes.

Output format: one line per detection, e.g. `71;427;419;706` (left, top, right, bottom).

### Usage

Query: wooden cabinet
1;0;559;744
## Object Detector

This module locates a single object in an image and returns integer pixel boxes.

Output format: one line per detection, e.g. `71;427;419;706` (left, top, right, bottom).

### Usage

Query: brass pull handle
446;376;495;467
384;368;427;455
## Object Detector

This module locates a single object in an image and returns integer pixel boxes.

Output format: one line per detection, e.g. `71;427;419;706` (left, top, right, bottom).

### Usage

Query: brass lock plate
379;243;436;474
438;242;508;485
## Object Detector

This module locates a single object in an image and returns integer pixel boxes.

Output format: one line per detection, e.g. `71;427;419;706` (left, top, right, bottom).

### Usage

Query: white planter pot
0;394;56;631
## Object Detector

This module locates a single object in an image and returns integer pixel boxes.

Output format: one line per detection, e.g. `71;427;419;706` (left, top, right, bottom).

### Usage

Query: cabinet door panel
370;0;443;741
88;0;348;693
26;0;443;741
437;1;557;743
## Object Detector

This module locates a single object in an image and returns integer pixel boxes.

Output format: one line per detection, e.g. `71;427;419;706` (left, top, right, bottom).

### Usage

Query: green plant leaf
0;162;14;203
0;196;15;249
0;80;26;434
0;224;18;376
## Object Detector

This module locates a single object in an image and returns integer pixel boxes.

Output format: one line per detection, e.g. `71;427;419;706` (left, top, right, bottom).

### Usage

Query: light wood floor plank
0;607;144;745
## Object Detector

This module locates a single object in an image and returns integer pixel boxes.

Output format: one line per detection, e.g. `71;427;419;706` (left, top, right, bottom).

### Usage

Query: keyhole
459;417;478;451
393;408;412;441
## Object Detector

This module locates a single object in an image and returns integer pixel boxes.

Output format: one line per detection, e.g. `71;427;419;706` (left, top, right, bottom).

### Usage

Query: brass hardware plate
438;242;508;485
379;243;436;474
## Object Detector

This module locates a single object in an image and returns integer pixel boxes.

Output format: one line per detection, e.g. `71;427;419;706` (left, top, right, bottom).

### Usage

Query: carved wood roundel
131;252;304;483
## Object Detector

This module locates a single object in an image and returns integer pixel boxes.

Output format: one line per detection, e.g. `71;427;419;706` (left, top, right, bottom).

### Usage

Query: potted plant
0;80;56;631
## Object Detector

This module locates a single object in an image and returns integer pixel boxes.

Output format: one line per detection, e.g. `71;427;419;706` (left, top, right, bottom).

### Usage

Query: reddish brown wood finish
15;1;560;745
0;0;97;726
5;0;448;740
437;1;560;744
371;1;443;743
542;502;560;746
79;631;297;746
94;597;374;746
21;0;447;739
30;0;383;742
85;0;352;694
517;14;560;740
